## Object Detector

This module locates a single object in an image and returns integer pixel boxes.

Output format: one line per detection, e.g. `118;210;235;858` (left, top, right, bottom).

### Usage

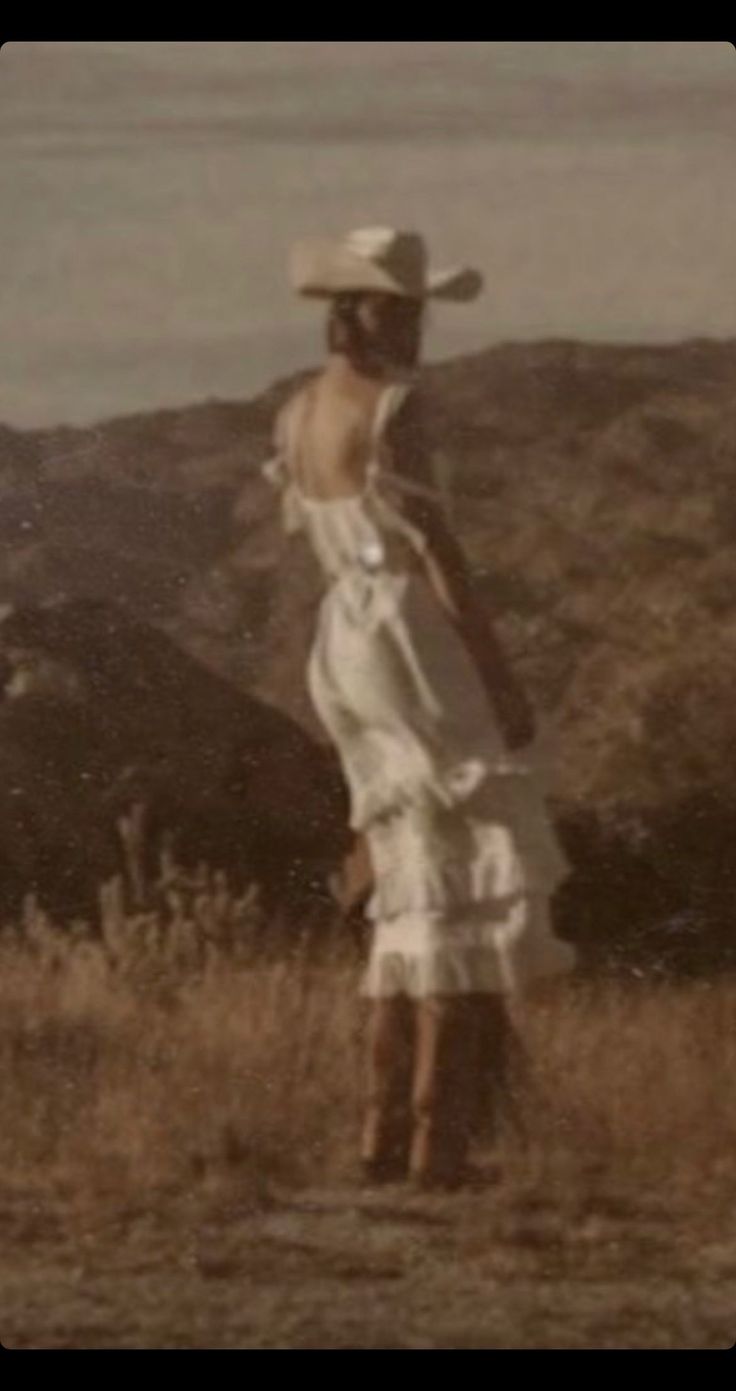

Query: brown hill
0;599;349;922
2;340;735;967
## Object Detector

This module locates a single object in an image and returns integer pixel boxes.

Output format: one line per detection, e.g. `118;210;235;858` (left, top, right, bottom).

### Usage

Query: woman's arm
328;832;374;915
384;393;536;751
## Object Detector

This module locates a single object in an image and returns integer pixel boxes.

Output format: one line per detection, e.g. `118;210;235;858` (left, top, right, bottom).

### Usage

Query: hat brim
290;239;483;303
427;266;484;303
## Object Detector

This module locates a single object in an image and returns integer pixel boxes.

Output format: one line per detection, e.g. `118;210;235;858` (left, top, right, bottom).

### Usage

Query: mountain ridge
2;338;735;965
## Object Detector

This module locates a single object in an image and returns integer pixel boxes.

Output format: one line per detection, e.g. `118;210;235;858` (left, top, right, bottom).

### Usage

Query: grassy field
1;893;735;1350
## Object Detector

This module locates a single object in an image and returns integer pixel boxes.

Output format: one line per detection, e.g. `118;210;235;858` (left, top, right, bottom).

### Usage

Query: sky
1;40;734;428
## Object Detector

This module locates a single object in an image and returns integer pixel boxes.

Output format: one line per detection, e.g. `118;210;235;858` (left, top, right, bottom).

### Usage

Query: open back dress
263;381;576;997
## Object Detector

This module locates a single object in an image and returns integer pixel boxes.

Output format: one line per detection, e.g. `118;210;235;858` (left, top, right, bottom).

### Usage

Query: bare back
277;369;389;501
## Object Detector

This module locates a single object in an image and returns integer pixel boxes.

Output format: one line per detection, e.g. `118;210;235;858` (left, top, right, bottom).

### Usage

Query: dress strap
368;382;451;510
261;392;313;535
370;381;413;450
281;387;314;463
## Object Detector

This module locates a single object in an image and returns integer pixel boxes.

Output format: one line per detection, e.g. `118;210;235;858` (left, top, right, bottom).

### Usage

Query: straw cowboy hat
289;226;483;302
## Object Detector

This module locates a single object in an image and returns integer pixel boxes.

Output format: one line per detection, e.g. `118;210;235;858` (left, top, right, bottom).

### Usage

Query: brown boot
409;995;484;1189
360;996;413;1182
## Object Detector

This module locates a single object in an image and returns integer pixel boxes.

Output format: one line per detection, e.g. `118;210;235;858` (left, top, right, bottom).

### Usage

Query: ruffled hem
348;753;525;831
359;763;570;929
361;898;576;999
348;727;558;828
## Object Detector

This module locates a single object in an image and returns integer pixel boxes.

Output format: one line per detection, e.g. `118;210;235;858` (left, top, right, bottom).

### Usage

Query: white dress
263;382;576;998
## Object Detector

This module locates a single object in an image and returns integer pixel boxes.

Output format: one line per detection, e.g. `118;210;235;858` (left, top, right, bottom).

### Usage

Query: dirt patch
2;1174;734;1349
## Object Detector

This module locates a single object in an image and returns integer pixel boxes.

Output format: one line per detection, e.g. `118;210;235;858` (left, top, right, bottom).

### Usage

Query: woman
262;227;575;1189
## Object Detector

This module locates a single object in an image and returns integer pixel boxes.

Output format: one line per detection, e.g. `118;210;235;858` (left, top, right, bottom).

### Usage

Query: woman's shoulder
273;375;320;450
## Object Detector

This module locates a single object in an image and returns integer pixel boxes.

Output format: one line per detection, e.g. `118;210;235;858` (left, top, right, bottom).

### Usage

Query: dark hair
326;292;424;370
326;294;372;359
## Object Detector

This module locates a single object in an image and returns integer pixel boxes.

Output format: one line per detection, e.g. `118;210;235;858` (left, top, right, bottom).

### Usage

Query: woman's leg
409;994;485;1187
471;992;522;1146
361;994;414;1181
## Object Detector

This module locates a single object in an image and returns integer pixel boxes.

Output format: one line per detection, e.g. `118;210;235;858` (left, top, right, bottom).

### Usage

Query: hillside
2;339;735;966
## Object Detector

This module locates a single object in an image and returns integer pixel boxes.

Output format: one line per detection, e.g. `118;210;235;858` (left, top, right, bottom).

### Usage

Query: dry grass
2;892;736;1349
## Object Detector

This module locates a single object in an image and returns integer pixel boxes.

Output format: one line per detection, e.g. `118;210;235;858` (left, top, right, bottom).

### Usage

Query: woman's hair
326;293;423;370
326;294;372;359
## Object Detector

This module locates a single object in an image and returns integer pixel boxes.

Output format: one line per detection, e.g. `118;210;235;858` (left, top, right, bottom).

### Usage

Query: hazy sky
1;41;734;428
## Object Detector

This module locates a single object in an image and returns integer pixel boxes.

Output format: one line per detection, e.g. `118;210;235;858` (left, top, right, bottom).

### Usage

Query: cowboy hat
289;226;483;302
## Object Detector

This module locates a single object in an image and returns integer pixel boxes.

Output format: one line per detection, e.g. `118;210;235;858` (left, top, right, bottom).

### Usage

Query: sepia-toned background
2;42;736;1350
2;40;734;427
